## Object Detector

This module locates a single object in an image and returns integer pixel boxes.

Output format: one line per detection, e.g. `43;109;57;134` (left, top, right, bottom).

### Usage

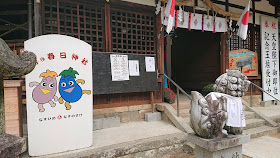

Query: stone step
172;102;191;110
243;125;279;139
244;111;256;120
271;115;280;123
179;109;190;118
243;118;266;130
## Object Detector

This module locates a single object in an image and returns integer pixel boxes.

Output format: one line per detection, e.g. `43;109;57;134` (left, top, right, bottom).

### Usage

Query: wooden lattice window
111;8;156;54
229;24;260;54
229;30;250;51
43;0;105;51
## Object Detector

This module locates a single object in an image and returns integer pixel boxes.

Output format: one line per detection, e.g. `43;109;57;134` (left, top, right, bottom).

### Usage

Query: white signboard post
25;35;93;156
260;16;280;101
110;54;129;81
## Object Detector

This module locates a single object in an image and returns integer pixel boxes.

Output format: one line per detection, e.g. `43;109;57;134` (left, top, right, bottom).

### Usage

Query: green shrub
202;84;214;95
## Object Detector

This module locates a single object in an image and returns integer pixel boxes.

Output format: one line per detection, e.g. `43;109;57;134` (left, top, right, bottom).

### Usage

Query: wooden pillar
57;0;60;34
156;11;164;101
34;0;42;36
150;91;154;113
28;0;33;39
105;3;112;52
220;33;229;74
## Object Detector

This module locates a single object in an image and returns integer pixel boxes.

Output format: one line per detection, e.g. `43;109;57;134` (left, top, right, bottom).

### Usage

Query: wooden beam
0;10;28;15
211;0;275;17
0;22;28;38
93;100;162;109
275;5;278;17
0;18;28;31
252;0;256;25
110;0;154;13
195;0;198;6
225;0;229;12
0;25;28;31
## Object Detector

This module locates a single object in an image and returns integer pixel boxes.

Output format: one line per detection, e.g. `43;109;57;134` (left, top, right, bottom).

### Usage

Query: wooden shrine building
0;0;280;111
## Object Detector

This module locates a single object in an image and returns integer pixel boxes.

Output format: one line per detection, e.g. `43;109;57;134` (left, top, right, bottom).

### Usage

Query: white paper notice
129;60;140;76
145;57;156;72
110;54;129;81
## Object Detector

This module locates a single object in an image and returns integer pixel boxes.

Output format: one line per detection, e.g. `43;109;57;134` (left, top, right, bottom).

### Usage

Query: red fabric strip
189;12;192;31
202;14;204;32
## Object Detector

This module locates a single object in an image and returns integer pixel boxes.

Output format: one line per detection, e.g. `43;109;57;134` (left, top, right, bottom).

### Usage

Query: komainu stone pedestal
187;133;250;158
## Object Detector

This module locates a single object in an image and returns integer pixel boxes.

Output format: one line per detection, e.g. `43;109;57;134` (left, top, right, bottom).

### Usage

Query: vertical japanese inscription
261;16;280;101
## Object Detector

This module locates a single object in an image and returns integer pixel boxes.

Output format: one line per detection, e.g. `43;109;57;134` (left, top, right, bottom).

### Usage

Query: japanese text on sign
110;54;130;81
261;16;280;101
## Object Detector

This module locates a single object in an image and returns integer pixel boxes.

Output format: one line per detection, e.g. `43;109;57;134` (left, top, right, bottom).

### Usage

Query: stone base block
145;112;161;122
93;117;120;131
187;133;250;158
93;119;103;131
102;117;120;129
261;100;278;107
195;145;241;158
0;134;26;158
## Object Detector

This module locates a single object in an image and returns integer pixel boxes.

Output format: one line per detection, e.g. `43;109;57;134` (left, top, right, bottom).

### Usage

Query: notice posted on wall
145;57;156;72
110;54;129;81
128;60;140;76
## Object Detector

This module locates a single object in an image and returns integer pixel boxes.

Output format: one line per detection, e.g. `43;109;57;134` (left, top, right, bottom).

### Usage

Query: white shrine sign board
260;16;280;101
25;35;93;156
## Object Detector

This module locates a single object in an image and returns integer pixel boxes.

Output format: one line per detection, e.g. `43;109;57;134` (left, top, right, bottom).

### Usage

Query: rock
0;38;36;137
0;38;36;156
0;134;26;158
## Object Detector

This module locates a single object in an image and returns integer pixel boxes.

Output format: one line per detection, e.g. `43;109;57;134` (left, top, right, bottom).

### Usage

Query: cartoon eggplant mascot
58;67;91;110
29;70;58;112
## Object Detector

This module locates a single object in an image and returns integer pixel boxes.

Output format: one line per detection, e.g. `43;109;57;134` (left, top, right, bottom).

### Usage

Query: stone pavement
20;120;194;157
252;105;280;121
243;136;280;158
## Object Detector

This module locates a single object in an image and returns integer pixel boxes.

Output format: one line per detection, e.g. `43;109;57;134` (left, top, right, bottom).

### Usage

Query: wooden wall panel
40;0;164;109
4;80;23;137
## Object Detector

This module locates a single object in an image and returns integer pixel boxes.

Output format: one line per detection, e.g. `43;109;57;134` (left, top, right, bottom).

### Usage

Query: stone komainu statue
190;70;250;139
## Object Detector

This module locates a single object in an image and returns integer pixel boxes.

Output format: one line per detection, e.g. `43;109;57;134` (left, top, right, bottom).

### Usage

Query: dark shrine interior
171;28;221;93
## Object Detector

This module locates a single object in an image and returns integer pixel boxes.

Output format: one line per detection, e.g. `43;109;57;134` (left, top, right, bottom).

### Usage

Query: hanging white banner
177;11;189;29
216;17;227;32
162;10;227;33
203;16;214;31
190;13;202;30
